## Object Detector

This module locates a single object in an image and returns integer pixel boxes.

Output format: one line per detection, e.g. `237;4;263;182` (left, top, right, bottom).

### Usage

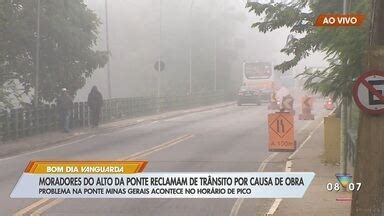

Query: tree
351;1;384;215
0;0;108;105
246;0;369;99
0;0;15;109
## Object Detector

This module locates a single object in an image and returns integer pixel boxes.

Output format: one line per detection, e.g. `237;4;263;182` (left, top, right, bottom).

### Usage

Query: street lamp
158;0;162;99
212;1;227;92
34;0;41;107
213;2;219;92
105;0;112;99
188;0;194;95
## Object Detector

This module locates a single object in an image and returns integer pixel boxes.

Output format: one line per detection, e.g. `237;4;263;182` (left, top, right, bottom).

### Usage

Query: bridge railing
0;92;232;141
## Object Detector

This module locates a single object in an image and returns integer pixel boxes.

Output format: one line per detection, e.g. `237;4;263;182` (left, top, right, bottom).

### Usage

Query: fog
76;0;327;101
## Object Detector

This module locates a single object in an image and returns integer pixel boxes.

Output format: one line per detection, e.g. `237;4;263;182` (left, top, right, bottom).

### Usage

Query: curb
265;117;325;216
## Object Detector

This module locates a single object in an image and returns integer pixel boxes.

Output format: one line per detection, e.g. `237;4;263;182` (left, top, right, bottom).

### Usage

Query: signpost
154;60;165;72
268;112;296;152
352;70;384;115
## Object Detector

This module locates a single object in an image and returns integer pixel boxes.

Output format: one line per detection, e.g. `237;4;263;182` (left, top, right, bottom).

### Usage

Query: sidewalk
0;102;234;159
274;122;352;216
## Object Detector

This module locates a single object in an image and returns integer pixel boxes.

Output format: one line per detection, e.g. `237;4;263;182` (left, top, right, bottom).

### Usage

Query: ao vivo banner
11;161;315;198
315;14;365;27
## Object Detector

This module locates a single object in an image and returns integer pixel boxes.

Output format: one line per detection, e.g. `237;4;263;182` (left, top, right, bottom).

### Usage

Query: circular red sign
352;70;384;115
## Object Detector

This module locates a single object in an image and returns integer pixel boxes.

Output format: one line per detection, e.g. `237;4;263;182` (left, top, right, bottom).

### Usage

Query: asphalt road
0;102;324;216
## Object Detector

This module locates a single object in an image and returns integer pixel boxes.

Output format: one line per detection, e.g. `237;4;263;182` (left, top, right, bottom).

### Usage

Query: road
0;103;323;216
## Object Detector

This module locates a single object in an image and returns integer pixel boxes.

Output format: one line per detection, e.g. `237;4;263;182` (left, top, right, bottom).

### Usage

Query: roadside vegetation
247;0;370;100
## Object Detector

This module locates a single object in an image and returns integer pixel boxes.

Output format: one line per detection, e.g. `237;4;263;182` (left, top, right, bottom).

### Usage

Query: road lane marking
298;122;311;133
30;199;63;216
229;118;315;216
229;152;279;216
13;134;194;216
1;102;234;163
285;160;292;172
120;134;194;160
0;135;97;162
266;199;282;216
288;120;323;160
13;199;51;216
265;107;333;215
266;120;324;215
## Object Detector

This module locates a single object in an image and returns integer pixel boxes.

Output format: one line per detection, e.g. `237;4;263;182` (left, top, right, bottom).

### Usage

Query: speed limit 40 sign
352;70;384;115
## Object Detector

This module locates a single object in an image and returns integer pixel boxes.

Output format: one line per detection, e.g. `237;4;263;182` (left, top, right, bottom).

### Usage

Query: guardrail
0;92;232;142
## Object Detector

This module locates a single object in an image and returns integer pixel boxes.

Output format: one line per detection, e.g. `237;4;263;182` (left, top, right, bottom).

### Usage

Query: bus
238;62;279;105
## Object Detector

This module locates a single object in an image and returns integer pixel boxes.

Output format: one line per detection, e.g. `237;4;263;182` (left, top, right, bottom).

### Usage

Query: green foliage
247;0;370;99
0;0;108;106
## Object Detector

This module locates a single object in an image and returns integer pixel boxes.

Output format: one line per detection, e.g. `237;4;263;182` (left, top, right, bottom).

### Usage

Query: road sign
268;112;296;152
352;70;384;114
154;60;165;71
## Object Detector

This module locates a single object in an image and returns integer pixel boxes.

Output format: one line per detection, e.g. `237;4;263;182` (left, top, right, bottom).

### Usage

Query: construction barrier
281;95;295;115
299;96;314;120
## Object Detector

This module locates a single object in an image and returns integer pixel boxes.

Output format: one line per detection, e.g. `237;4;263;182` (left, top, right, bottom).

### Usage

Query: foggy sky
76;0;327;101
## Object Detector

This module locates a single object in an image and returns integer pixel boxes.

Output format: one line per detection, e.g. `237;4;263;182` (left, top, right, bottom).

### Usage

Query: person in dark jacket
57;88;73;133
87;86;103;128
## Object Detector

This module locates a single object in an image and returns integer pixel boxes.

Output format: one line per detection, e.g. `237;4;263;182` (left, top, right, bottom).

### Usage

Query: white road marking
1;103;234;163
266;199;282;216
288;120;323;160
266;120;324;215
0;135;96;162
285;160;292;172
13;134;194;216
12;199;51;216
298;121;311;133
229;153;279;216
230;111;321;216
115;120;159;133
30;199;63;216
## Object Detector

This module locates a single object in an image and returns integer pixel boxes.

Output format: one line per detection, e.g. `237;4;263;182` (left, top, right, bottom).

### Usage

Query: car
237;86;261;106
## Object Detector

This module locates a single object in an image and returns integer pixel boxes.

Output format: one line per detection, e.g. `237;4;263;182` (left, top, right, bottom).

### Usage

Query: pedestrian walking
87;86;103;128
57;88;73;133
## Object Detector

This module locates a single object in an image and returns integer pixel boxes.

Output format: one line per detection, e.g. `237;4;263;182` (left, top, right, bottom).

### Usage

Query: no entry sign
352;70;384;114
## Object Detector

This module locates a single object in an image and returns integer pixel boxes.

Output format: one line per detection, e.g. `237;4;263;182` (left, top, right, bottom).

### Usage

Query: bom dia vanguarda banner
11;161;314;198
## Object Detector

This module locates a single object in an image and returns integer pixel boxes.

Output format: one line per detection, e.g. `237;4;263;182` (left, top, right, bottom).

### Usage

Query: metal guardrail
0;92;232;142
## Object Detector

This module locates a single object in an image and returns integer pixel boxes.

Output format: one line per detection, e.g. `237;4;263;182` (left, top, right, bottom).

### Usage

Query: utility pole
351;1;384;215
34;0;41;107
214;33;217;92
105;0;112;99
339;0;348;178
158;0;162;99
213;0;221;92
155;0;162;112
188;0;194;95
